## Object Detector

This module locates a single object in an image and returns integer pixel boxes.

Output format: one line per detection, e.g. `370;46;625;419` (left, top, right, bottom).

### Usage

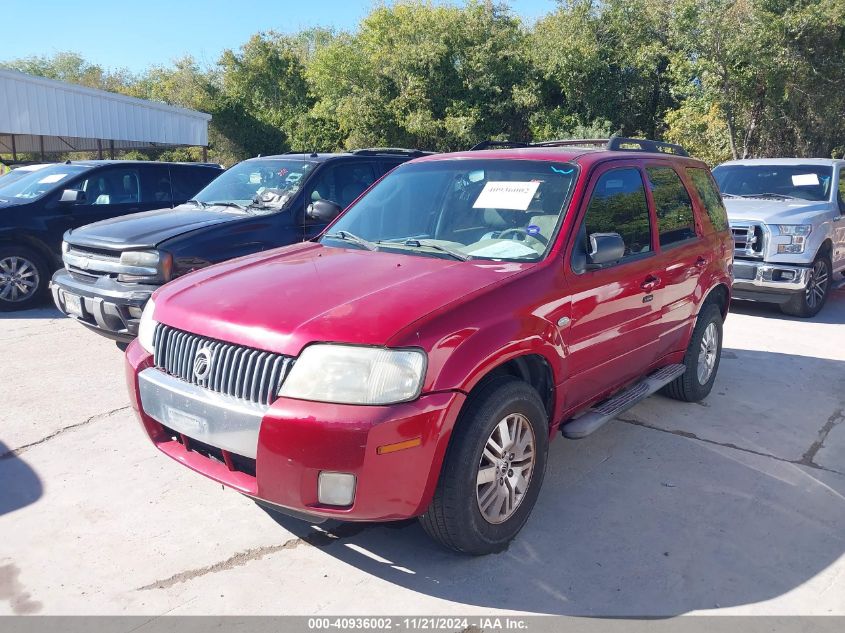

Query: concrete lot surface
1;288;844;616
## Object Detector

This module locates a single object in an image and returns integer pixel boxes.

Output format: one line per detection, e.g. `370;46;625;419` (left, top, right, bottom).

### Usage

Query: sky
2;0;558;73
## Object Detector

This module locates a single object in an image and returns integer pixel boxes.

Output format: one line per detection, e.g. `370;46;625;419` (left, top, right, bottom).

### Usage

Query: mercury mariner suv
125;137;732;554
713;158;845;317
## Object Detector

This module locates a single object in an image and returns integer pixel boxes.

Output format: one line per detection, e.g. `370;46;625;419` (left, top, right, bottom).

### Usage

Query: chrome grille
730;222;766;258
64;244;121;277
152;324;293;406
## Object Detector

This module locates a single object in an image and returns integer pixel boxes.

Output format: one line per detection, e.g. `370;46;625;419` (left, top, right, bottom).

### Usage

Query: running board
561;364;686;439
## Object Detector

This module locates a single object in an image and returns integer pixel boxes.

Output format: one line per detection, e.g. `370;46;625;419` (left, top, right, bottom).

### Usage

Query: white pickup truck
713;158;845;317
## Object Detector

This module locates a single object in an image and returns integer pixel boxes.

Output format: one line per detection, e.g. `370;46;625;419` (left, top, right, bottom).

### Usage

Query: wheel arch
0;234;57;272
702;282;730;319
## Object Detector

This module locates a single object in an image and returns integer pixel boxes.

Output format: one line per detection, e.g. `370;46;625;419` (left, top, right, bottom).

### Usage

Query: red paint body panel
128;148;733;521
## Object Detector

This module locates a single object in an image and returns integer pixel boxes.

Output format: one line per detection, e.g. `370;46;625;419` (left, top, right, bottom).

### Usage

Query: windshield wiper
721;193;740;198
207;201;248;211
187;199;207;208
392;239;470;261
739;192;794;200
323;231;378;251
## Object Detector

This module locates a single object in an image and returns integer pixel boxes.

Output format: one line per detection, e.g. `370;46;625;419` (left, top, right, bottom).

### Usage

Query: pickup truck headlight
137;298;158;354
279;344;427;405
776;225;812;254
118;250;173;283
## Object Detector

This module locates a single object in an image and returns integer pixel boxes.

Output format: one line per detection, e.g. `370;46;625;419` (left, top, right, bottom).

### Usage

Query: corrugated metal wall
0;69;210;154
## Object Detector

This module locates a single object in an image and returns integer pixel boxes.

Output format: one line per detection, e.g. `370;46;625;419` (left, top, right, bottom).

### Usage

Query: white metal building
0;69;211;160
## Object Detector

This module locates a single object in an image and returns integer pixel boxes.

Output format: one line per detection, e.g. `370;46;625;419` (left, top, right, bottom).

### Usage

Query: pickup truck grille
152;324;293;406
64;244;122;277
730;222;767;258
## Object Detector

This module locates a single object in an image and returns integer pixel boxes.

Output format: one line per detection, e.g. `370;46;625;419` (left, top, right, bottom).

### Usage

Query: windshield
193;158;315;210
321;159;578;262
713;164;833;202
0;164;89;201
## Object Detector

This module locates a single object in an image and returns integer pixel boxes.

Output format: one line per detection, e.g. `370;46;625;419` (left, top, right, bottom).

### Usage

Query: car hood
0;196;31;208
724;198;831;225
65;204;241;250
153;242;527;356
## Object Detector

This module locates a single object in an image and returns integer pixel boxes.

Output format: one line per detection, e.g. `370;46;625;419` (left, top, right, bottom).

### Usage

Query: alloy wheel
805;259;829;310
0;256;40;303
476;413;536;524
697;322;719;385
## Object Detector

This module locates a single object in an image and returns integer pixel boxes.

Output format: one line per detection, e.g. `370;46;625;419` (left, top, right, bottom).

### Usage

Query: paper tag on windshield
473;181;540;210
792;173;819;186
39;174;66;184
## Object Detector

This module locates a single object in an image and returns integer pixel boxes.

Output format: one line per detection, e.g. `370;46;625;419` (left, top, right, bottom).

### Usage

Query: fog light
127;306;143;319
781;271;795;281
318;472;356;506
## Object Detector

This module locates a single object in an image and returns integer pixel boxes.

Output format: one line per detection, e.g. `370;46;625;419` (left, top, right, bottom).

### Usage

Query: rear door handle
695;256;708;268
641;275;660;291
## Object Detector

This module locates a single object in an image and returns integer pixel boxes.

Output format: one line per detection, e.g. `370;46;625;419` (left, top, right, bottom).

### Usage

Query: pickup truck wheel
0;246;48;311
780;255;831;318
419;376;548;555
662;303;723;402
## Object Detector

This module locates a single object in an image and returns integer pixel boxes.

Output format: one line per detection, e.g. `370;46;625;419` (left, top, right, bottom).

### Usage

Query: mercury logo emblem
193;347;214;381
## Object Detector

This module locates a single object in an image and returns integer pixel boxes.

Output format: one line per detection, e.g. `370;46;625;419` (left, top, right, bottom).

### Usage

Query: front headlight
279;344;427;405
776;224;812;254
777;225;812;236
118;250;173;282
137;298;158;354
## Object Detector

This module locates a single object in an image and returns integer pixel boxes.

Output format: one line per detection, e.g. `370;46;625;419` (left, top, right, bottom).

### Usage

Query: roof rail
470;136;689;157
606;136;689;157
350;147;430;157
469;140;531;151
531;138;609;149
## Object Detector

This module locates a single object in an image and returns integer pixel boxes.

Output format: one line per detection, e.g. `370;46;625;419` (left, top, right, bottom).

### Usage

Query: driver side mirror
59;189;86;204
587;232;625;268
306;198;343;224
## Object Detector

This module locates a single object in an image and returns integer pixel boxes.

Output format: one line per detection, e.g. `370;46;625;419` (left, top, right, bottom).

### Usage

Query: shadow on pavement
730;283;845;324
0;443;43;516
260;348;845;616
0;305;62;321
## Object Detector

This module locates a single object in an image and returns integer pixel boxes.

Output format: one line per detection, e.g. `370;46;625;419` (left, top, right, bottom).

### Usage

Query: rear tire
0;246;49;311
662;303;723;403
419;376;549;555
780;254;831;318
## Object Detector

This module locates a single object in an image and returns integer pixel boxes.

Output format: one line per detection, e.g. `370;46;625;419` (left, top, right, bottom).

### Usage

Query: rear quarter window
686;167;729;232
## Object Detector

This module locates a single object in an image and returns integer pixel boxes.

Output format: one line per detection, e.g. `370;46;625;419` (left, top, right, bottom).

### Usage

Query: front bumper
125;341;465;522
51;269;158;342
731;259;810;301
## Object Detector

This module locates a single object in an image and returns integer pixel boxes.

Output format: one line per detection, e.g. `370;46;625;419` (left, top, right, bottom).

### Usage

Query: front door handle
641;275;660;291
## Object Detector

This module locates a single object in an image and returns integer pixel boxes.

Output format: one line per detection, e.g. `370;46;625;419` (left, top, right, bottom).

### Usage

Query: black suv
0;160;222;310
52;149;426;342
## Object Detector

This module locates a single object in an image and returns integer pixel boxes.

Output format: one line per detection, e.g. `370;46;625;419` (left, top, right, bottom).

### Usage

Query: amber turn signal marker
377;437;422;455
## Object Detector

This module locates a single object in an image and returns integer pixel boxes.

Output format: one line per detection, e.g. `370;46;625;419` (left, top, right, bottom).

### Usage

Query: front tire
0;246;49;311
419;376;549;555
780;254;831;318
662;303;723;402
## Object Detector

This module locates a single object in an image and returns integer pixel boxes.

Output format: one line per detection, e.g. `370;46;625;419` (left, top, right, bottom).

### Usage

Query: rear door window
139;165;173;204
686;167;728;231
171;166;220;202
577;167;653;265
646;166;697;246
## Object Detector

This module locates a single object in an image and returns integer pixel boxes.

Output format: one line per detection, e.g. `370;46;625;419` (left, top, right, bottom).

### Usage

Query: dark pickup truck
52;149;425;342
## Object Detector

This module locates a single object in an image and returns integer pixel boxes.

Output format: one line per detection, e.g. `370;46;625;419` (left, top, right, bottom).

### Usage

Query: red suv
125;138;732;555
